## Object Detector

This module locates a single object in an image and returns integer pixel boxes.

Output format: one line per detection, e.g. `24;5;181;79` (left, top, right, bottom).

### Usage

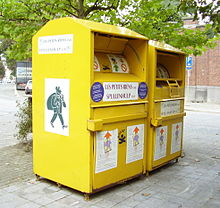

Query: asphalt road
0;83;26;148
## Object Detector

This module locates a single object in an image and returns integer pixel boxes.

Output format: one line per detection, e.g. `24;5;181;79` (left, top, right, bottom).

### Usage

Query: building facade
184;18;220;103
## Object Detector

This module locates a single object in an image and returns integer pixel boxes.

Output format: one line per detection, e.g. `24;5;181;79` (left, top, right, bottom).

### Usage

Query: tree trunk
78;0;85;18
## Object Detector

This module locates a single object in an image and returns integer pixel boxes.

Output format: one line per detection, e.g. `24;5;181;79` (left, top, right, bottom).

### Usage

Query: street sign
186;56;193;70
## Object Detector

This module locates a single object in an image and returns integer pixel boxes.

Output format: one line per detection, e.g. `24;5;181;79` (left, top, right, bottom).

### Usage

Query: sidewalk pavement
185;102;220;113
0;103;220;208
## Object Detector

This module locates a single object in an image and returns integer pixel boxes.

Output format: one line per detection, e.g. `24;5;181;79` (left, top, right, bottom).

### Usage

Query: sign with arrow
126;124;144;164
95;129;118;173
186;56;193;70
154;126;168;161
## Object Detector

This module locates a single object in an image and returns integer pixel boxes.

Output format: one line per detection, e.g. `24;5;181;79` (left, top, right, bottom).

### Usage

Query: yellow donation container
146;40;186;172
32;17;149;195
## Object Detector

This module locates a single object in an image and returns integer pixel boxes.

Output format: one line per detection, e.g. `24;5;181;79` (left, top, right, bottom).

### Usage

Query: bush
15;98;32;143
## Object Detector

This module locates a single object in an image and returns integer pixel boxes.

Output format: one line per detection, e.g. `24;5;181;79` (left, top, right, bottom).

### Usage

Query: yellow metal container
146;40;186;172
32;17;149;194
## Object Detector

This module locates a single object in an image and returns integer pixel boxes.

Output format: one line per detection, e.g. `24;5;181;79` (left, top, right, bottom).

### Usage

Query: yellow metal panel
71;18;148;40
87;119;103;132
149;40;185;55
94;35;128;53
93;118;146;189
33;18;92;192
33;17;149;194
152;118;184;168
146;42;186;172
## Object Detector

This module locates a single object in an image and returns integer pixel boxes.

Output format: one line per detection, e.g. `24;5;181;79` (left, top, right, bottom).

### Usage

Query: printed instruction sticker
161;100;180;117
95;129;118;173
103;82;138;102
107;54;129;73
154;126;168;161
45;78;70;136
126;124;145;164
38;34;73;54
171;122;182;154
94;55;100;72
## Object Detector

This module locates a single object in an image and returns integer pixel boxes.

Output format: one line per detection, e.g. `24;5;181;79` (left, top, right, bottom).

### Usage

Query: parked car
25;80;32;94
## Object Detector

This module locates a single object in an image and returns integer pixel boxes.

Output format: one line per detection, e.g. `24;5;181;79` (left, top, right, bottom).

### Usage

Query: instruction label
38;34;73;54
107;54;129;73
126;124;144;164
161;100;180;117
103;82;138;102
154;126;168;161
94;55;100;72
171;122;182;154
95;129;118;173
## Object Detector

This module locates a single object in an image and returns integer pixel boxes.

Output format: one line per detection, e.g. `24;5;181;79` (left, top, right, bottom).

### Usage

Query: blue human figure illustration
159;128;165;149
104;132;112;153
133;135;139;146
133;127;140;146
47;86;67;129
175;125;179;140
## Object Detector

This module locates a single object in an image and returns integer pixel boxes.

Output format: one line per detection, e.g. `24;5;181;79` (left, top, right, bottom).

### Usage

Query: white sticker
94;55;100;72
171;122;182;154
95;129;118;173
45;78;70;136
17;67;32;79
154;126;168;161
107;54;129;73
161;100;180;117
126;124;144;164
103;82;138;102
38;34;73;54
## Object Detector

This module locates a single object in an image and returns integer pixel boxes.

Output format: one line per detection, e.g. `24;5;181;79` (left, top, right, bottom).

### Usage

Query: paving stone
72;201;101;208
131;190;155;202
17;201;41;208
2;184;22;193
54;195;81;206
44;190;67;201
114;190;135;198
30;195;56;206
0;144;34;188
111;204;133;208
134;197;180;208
93;199;119;208
44;201;70;208
111;197;139;207
152;192;203;208
202;198;220;208
0;193;30;208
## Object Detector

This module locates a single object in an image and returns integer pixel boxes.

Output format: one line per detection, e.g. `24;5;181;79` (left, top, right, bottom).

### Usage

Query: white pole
187;70;190;102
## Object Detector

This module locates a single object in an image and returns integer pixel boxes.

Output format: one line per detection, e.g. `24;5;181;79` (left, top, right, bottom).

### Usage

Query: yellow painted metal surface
149;40;185;55
72;18;148;40
32;17;148;194
146;41;186;172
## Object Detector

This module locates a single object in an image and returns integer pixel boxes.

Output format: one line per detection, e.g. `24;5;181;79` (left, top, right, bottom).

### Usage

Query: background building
184;18;220;103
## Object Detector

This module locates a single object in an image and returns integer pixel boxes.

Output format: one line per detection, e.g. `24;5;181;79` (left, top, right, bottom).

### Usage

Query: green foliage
0;0;125;60
179;0;220;32
0;60;5;78
0;0;219;58
6;58;16;76
129;0;219;55
0;39;16;75
15;98;32;142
